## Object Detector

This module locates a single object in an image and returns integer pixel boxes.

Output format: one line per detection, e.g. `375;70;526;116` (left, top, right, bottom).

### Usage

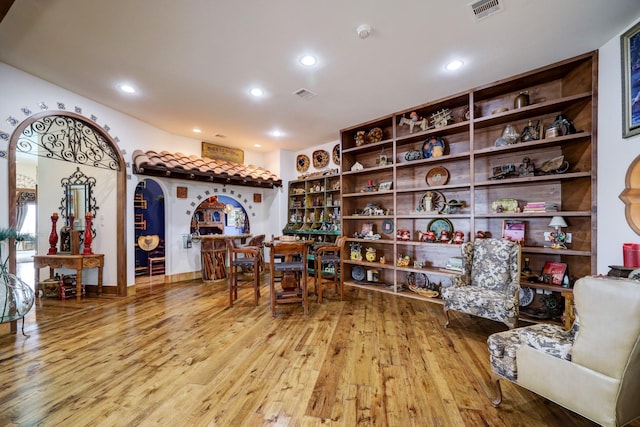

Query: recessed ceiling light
118;84;136;93
299;55;317;66
193;128;202;133
254;144;261;148
270;130;284;137
250;88;264;97
445;60;464;71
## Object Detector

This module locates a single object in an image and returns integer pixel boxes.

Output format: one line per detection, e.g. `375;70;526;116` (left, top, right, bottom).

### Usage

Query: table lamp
548;216;568;249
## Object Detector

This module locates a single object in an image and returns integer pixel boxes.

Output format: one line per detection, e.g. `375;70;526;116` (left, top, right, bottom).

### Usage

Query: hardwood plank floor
1;276;637;426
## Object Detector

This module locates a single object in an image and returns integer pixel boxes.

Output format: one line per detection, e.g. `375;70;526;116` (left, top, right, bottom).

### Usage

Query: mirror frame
59;167;98;235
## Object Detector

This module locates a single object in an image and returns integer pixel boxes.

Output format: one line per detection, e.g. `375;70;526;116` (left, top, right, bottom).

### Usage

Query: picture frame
502;220;525;245
378;181;393;191
621;20;640;138
541;261;568;287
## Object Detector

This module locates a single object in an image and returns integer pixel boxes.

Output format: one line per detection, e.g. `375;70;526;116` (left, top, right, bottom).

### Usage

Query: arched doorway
8;111;127;296
134;179;166;281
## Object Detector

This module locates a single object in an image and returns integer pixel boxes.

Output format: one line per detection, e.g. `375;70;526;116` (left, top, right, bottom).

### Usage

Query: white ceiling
1;0;639;153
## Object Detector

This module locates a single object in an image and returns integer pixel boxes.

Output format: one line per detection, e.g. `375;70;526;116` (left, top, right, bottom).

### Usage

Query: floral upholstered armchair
487;276;640;427
442;238;521;329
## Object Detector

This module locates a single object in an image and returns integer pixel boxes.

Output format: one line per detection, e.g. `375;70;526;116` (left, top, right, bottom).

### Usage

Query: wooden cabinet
283;174;341;244
339;51;597;325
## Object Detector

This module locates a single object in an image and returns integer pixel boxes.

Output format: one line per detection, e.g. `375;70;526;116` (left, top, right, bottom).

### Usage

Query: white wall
0;63;281;288
597;19;640;272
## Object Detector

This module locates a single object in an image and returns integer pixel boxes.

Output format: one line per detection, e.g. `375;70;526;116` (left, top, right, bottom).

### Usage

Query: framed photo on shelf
502;220;525;245
378;181;393;191
541;261;568;287
621;19;640;138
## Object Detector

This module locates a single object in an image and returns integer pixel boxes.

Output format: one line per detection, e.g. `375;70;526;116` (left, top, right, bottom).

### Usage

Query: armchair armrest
520;323;576;361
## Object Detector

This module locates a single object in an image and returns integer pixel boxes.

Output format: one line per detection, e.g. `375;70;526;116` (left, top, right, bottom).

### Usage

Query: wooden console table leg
76;267;83;301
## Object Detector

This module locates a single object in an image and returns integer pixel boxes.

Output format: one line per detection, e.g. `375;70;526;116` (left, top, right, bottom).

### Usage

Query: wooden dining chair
314;236;346;303
266;240;309;317
226;238;261;307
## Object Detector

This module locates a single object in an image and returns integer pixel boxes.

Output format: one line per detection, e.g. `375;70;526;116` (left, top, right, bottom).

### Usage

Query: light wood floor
1;275;637;426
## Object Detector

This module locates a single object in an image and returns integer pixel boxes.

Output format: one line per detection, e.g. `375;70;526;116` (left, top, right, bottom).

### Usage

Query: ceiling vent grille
293;88;317;100
469;0;503;20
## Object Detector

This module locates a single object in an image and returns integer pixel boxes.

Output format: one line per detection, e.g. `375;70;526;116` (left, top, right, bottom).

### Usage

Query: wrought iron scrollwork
59;167;99;238
17;115;120;171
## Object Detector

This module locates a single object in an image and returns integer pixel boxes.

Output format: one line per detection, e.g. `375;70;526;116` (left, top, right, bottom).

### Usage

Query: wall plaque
201;142;244;164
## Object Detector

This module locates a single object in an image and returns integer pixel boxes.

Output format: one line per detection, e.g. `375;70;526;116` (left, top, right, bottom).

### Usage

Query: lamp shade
548;216;568;228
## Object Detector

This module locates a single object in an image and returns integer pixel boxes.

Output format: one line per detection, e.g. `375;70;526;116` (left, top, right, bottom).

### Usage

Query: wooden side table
33;254;104;300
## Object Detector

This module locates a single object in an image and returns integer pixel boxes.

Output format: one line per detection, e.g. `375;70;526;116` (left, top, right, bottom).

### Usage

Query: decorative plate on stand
418;190;445;213
296;154;310;172
427;218;453;236
519;287;535;307
426;166;449;186
332;144;340;165
352;265;366;281
313;150;330;168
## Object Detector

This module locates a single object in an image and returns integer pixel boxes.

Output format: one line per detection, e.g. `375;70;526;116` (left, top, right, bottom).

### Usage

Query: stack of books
522;202;559;213
444;257;464;272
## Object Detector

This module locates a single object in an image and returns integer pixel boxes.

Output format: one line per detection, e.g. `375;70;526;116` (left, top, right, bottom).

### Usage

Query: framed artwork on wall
621;19;640;138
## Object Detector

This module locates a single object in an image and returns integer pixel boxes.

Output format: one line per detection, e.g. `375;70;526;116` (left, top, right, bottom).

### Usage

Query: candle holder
48;213;59;255
83;212;94;255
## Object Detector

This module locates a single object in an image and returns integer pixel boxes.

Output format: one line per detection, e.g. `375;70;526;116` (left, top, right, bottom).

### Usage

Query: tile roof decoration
132;150;282;189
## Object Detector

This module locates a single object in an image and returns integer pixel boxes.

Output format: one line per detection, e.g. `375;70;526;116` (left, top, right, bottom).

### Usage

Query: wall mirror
60;167;98;234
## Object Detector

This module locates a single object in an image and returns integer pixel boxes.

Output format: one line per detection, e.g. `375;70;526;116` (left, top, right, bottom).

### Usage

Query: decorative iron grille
17;115;120;171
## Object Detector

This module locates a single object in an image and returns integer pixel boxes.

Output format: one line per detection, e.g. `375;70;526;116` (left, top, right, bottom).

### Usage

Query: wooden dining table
265;239;314;291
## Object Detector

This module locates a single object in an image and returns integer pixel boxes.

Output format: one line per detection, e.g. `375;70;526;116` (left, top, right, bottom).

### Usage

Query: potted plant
0;227;35;329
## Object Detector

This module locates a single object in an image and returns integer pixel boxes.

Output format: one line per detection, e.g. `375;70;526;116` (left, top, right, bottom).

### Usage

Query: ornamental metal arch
8;111;128;298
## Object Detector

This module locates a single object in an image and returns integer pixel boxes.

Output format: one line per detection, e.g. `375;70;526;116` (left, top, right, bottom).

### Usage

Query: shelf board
342;138;393;154
475;210;591;218
473;92;592;129
343;260;396;270
473;132;592;157
395;241;465;249
521;246;590;256
474;171;591;188
343;191;394;198
345;238;395;245
395;213;471;219
394;152;471;169
342;163;394;176
396;183;471;193
345;280;445;305
395;265;462;277
395;121;470;143
343;215;394;220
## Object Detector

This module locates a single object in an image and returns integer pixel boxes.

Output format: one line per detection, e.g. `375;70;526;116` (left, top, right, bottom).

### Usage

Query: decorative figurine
517;157;535;177
397;255;410;267
417;230;437;242
397;229;411;241
439;230;450;243
551;114;576;136
350;242;363;261
399;112;430;133
520;120;540;142
430;109;452;128
365;247;377;262
452;230;465;244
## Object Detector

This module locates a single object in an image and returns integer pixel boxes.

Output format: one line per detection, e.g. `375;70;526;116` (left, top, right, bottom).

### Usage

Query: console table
33;254;104;300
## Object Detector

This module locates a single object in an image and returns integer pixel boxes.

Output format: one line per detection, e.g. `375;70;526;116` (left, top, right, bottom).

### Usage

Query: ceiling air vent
293;88;317;100
469;0;503;21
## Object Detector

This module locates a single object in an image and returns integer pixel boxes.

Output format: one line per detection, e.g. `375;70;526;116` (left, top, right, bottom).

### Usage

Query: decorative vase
514;91;530;109
83;213;93;255
0;272;35;323
48;212;59;255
